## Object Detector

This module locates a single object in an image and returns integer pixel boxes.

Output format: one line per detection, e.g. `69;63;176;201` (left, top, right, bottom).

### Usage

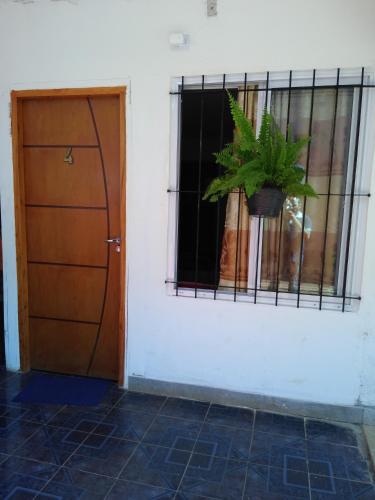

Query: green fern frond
285;135;310;165
203;92;318;204
227;91;257;153
285;182;318;198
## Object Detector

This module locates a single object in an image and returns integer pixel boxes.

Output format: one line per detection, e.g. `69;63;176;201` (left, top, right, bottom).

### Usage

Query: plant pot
247;187;286;217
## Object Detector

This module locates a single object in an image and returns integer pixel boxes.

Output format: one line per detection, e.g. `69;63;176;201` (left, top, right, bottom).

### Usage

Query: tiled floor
0;369;374;499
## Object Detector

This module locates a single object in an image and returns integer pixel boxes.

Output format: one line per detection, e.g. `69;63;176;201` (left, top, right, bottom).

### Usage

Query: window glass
175;81;357;305
177;89;237;287
261;89;354;295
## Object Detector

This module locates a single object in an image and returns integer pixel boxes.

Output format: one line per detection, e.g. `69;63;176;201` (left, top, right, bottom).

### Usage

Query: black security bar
170;83;375;96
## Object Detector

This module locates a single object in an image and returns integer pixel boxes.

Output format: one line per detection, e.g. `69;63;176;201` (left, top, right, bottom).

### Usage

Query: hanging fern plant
203;92;318;217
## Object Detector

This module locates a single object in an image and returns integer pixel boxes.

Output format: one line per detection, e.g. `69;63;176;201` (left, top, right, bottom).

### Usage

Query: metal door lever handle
104;238;121;244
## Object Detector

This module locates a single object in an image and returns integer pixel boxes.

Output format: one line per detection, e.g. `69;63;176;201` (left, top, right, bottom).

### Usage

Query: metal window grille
167;68;375;311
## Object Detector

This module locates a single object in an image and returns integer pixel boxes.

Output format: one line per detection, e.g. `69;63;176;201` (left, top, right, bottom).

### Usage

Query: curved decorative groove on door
86;97;110;376
22;93;121;380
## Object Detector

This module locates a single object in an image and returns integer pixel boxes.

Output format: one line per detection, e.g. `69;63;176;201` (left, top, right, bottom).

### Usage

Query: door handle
104;238;121;244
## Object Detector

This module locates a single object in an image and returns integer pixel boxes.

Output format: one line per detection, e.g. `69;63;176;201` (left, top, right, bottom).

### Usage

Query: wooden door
19;94;123;380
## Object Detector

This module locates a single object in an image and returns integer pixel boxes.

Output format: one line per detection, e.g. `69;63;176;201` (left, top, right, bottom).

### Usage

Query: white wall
1;0;375;406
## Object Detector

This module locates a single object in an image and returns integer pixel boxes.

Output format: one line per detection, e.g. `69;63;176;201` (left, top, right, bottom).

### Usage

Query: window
167;69;374;311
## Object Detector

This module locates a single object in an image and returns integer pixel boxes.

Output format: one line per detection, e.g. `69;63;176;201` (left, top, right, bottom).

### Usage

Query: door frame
11;86;127;385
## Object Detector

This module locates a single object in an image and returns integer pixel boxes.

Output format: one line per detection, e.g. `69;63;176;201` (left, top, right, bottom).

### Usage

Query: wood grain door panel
16;91;124;380
88;247;120;379
30;318;98;375
24;148;106;207
22;97;98;145
89;96;120;227
26;207;107;266
86;96;120;379
28;263;106;323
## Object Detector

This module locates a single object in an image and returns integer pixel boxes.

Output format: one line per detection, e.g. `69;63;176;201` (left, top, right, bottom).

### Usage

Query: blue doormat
13;373;112;406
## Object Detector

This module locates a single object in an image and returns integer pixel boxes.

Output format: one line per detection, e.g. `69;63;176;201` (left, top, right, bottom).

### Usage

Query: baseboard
128;375;365;424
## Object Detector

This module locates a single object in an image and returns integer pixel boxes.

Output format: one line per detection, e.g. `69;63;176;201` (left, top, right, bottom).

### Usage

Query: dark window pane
177;89;237;288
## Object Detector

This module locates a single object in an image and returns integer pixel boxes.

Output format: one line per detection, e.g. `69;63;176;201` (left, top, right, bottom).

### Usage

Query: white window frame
167;69;375;311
